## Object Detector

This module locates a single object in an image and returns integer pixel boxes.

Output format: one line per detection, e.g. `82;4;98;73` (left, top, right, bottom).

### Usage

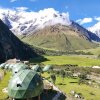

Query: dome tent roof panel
8;69;43;99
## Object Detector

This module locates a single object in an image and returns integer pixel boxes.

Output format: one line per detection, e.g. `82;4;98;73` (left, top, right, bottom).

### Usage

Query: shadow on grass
69;82;78;83
58;83;66;85
29;56;49;63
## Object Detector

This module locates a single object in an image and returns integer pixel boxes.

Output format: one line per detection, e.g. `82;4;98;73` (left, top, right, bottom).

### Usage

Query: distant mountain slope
71;21;100;42
21;24;98;51
0;19;39;63
88;22;100;38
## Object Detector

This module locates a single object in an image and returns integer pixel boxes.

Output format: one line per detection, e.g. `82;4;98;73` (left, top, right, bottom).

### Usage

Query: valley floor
0;53;100;100
42;72;100;100
43;55;100;67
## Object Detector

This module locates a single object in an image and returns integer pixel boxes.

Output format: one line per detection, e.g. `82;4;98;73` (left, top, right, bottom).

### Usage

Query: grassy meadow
0;47;100;99
80;47;100;55
0;70;11;99
42;72;100;100
43;55;100;67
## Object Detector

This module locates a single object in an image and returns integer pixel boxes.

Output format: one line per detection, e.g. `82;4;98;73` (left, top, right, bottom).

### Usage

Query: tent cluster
0;63;52;73
0;63;14;70
0;62;52;99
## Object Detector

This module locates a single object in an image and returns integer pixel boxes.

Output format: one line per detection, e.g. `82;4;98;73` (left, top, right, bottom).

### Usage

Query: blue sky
0;0;100;27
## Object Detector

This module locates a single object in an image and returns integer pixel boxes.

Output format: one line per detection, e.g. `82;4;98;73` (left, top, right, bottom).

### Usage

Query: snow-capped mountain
88;22;100;38
0;7;100;42
0;8;71;35
70;21;100;42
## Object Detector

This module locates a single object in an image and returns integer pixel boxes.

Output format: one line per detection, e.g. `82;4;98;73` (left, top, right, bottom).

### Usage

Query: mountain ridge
0;19;40;63
0;8;100;42
21;24;98;51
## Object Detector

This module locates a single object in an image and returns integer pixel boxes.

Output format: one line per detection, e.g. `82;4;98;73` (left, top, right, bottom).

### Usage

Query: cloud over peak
15;7;29;12
94;17;100;21
76;18;93;25
0;7;71;35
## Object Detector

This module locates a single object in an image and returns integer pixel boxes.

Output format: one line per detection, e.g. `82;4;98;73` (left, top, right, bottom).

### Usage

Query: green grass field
0;70;11;99
43;55;100;67
56;77;100;100
43;73;100;100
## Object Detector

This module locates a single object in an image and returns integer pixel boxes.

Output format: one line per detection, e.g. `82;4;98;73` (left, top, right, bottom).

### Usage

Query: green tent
31;64;42;73
43;65;52;72
5;64;10;69
0;63;6;69
12;63;28;75
9;64;15;70
0;63;15;70
8;69;43;99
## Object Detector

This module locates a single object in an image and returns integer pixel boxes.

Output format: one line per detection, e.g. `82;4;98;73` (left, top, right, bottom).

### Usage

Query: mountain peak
0;8;71;35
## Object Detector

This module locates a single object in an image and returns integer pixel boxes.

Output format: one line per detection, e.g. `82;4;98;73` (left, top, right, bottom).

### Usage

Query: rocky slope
88;22;100;38
0;19;38;63
71;21;100;42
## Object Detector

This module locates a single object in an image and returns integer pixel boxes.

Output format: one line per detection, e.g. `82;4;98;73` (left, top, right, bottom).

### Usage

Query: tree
60;70;66;82
78;73;87;84
50;74;56;84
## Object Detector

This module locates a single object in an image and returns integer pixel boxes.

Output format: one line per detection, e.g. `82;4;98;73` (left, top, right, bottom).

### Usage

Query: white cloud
76;18;93;25
15;7;29;12
94;17;100;21
10;0;17;2
0;7;15;14
76;19;81;23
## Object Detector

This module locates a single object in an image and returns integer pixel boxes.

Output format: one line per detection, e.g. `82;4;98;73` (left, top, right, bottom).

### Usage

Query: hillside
0;19;39;63
71;21;100;42
21;24;98;51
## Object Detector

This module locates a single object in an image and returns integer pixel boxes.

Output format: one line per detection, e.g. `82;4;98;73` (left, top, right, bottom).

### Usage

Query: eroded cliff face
0;19;38;63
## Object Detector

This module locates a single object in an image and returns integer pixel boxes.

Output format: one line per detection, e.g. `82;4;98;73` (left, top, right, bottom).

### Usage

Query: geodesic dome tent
8;69;44;99
0;63;6;69
12;63;29;75
43;65;52;72
0;63;14;70
4;63;11;69
8;63;15;70
31;64;42;73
